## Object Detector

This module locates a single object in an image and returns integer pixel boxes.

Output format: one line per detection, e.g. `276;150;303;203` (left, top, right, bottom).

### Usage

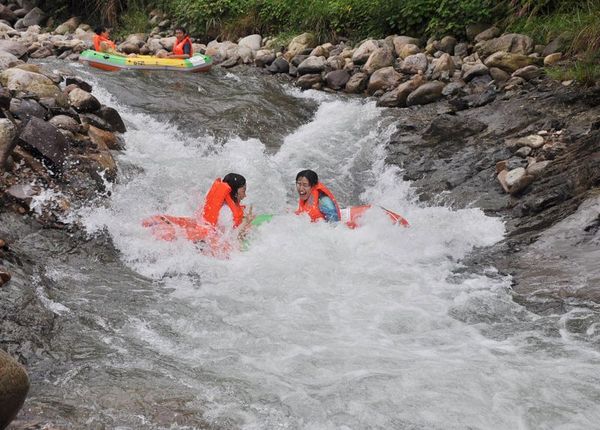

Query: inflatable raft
142;204;408;245
79;49;213;73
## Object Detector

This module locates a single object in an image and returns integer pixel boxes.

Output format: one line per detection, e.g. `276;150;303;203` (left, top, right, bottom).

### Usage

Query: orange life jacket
93;34;116;52
173;36;193;56
201;178;244;228
295;182;341;222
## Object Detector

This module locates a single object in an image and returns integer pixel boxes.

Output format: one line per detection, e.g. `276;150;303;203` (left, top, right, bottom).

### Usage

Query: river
20;61;600;429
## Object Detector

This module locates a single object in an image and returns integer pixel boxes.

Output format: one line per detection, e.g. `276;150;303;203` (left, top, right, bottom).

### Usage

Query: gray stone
21;6;46;27
406;81;446;106
48;114;81;133
325;69;350;90
297;56;326;75
0;50;20;71
254;50;275;67
0;118;17;169
9;98;46;120
377;75;425;108
400;53;428;74
362;47;394;75
266;56;289;74
0;39;27;58
96;106;126;133
344;72;369;94
68;88;101;113
352;39;380;65
19;117;68;169
367;66;403;94
296;73;322;90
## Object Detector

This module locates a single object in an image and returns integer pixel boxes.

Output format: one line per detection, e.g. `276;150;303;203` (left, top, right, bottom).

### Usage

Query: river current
23;61;600;429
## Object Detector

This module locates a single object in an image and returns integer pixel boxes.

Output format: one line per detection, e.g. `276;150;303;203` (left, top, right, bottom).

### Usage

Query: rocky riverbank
1;2;599;428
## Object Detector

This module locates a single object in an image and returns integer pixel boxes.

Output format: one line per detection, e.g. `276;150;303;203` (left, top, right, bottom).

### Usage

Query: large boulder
0;350;29;430
400;53;428;74
344;72;369;94
68;88;101;113
351;39;380;65
367;66;403;95
238;34;262;51
54;16;80;35
377;75;425;108
325;69;350;90
406;81;446;106
21;7;47;27
0;68;60;98
362;47;394;75
96;106;126;133
0;51;20;71
297;56;326;75
0;40;28;58
483;51;537;73
19;117;68;169
286;33;317;60
392;35;421;56
476;33;534;57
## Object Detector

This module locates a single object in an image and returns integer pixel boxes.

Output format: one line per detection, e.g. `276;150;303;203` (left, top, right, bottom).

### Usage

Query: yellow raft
79;50;213;73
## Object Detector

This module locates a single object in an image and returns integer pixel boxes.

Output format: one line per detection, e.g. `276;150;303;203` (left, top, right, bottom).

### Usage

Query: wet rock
9;98;45;120
88;125;122;150
68;88;101;113
296;73;322;90
344;72;369;94
96;106;126;133
406;81;445;106
0;349;29;428
65;76;92;93
325;69;350;90
0;68;60;98
367;66;403;95
48;114;80;133
18;117;67;170
266;56;289;74
5;183;38;207
422;114;487;143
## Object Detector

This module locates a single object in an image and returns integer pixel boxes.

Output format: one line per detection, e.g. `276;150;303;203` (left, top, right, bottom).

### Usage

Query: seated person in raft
295;169;341;222
157;26;194;59
93;26;134;57
200;173;255;239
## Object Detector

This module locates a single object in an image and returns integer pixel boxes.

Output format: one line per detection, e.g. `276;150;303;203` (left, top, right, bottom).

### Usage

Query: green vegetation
39;0;600;84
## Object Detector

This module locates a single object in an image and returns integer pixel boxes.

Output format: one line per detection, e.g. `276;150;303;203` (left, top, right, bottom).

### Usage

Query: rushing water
22;61;600;429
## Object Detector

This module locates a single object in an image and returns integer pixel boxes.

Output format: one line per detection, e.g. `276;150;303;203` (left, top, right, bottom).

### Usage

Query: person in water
158;27;193;59
200;173;254;236
295;169;341;222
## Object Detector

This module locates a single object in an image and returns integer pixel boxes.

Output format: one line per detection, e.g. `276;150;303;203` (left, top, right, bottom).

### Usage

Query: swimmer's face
296;177;311;201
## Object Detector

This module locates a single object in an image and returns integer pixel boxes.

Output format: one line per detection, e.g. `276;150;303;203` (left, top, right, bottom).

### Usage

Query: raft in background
78;49;213;72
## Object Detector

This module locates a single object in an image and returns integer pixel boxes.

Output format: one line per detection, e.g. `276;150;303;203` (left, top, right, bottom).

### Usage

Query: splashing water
30;62;600;429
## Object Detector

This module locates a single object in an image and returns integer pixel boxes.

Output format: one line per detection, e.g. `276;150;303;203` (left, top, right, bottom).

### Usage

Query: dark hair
174;26;187;35
222;173;246;202
296;169;318;187
94;26;107;35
